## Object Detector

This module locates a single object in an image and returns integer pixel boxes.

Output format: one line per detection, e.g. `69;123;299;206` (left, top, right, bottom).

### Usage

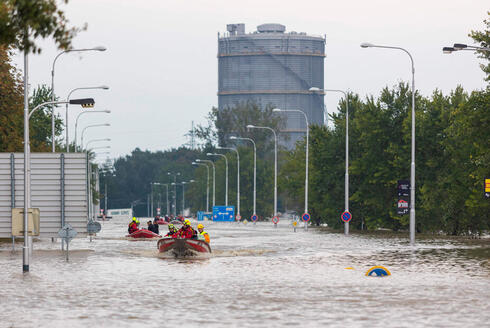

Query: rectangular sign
212;206;235;221
485;177;490;199
397;180;410;215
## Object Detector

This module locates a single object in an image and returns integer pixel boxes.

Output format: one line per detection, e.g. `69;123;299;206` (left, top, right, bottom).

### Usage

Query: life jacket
200;231;210;243
128;222;138;234
178;226;194;239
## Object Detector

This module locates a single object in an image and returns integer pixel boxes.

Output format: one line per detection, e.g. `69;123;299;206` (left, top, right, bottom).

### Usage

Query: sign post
272;216;279;228
251;214;258;225
302;213;310;231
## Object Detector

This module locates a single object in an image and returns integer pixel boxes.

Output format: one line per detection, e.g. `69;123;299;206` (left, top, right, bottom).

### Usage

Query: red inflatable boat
126;229;161;239
157;238;211;258
154;219;168;225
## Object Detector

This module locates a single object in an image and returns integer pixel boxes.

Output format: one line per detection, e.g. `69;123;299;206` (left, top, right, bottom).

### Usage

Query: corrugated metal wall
0;153;88;238
218;26;325;148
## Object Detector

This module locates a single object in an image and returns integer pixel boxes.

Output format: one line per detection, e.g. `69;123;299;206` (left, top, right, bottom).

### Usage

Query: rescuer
197;223;210;243
165;223;178;237
128;217;139;234
178;219;195;238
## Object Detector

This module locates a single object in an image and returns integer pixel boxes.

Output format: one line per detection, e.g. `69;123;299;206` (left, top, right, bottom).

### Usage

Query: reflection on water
1;219;489;328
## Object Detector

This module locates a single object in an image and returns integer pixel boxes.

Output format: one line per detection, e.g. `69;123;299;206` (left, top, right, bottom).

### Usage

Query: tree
0;0;84;53
469;12;490;82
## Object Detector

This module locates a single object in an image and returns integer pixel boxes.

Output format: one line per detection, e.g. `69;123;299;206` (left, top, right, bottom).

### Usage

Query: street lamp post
85;138;111;149
168;172;180;216
310;87;350;235
207;153;228;206
217;146;241;220
152;183;169;216
51;46;106;152
443;43;490;53
247;125;278;225
65;86;109;152
197;159;215;208
23;98;95;272
361;42;416;245
230;136;256;217
273;108;309;230
74;110;110;151
181;180;195;215
192;162;210;212
80;123;110;152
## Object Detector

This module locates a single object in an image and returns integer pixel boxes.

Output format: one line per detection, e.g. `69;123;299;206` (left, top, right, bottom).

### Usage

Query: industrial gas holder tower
218;23;325;147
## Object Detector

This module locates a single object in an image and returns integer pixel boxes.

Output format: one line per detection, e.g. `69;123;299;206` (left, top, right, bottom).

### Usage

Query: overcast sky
13;0;489;161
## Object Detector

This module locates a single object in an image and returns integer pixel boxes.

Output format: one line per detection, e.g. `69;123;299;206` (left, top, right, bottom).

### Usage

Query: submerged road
1;219;489;327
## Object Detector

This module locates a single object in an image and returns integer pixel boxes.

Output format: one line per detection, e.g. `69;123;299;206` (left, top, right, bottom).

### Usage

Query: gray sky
14;0;489;161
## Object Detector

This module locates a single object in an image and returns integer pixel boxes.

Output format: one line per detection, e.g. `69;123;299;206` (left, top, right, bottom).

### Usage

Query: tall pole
182;183;185;215
230;137;256;216
198;160;215;208
23;50;30;272
194;162;210;212
165;184;169;216
360;43;415;245
208;153;228;206
218;147;240;218
74;110;110;151
247;126;277;221
150;182;153;217
273;109;309;229
104;182;107;213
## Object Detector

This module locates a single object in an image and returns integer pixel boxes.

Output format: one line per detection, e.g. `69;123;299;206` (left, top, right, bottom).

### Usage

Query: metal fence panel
0;153;88;238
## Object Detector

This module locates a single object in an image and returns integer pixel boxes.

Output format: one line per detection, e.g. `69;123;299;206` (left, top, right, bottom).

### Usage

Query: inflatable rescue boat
127;229;161;239
157;238;211;258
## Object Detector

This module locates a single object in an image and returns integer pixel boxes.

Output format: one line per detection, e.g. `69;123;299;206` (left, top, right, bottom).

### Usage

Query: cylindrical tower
218;23;325;147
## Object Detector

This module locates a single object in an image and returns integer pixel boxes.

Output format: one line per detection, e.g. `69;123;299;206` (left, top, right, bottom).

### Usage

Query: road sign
485;177;490;199
302;213;311;222
157;208;161;215
87;220;101;234
272;216;279;224
236;215;241;221
341;211;352;223
251;214;258;222
397;180;410;215
212;206;235;222
58;224;77;240
292;221;298;227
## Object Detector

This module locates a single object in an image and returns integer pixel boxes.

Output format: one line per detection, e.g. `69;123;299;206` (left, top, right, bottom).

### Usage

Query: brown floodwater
1;219;489;327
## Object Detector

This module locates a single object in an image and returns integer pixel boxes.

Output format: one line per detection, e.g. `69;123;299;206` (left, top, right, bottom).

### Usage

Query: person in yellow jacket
197;223;210;243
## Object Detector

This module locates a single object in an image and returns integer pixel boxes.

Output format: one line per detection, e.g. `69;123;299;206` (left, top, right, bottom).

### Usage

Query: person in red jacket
128;217;139;234
178;219;195;238
165;224;178;237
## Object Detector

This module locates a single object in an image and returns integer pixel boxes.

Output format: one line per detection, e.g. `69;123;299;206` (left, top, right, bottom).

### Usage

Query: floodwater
1;219;489;328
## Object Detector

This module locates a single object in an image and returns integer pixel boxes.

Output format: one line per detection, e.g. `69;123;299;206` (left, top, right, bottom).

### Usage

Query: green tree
0;0;84;53
469;12;490;82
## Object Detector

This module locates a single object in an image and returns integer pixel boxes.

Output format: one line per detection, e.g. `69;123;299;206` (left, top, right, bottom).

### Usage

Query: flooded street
1;219;489;328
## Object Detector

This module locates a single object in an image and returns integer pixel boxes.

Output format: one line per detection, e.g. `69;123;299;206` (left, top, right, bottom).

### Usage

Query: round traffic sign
302;212;311;222
272;216;279;224
236;215;241;221
251;214;258;222
341;211;352;222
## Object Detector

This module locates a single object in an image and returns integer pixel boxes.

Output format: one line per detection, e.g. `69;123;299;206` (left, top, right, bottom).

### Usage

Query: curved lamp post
23;98;94;272
85;138;111;149
74;110;110;151
247;124;278;223
196;159;215;208
230;136;256;217
310;87;350;234
273;108;309;230
51;46;106;152
217;146;240;220
207;152;228;206
168;172;180;216
361;42;416;245
65;85;109;152
80;123;110;152
192;162;210;212
443;43;490;53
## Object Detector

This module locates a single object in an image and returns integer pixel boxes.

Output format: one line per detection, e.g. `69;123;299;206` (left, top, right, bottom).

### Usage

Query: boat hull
126;229;161;239
157;238;211;258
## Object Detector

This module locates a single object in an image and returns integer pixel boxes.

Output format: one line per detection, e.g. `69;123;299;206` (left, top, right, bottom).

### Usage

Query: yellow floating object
292;221;298;227
344;267;354;270
365;266;391;277
243;219;248;224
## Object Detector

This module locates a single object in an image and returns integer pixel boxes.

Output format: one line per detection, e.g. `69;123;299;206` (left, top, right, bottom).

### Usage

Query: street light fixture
207;152;228;206
181;180;195;215
247;124;278;224
442;43;490;53
273;108;309;230
80;123;110;151
65;85;109;152
74;110;111;151
230;136;257;218
196;159;215;208
85;138;111;149
192;162;210;212
51;46;107;152
168;172;181;216
217;146;241;220
361;42;416;245
23;98;95;272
